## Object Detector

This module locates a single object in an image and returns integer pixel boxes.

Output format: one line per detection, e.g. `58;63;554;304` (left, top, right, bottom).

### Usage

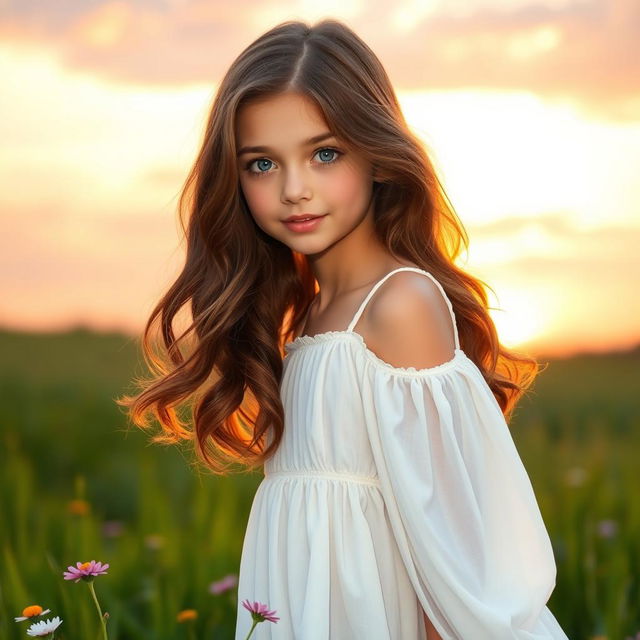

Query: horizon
1;1;638;358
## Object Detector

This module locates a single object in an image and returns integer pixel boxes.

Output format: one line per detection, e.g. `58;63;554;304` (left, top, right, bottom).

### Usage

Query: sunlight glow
0;41;638;355
399;90;640;228
487;286;550;350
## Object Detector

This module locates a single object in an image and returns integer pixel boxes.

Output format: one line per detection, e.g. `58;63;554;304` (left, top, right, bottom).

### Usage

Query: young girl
121;19;571;640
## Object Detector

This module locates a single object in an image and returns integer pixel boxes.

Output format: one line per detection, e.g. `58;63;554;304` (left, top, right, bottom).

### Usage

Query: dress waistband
263;469;381;488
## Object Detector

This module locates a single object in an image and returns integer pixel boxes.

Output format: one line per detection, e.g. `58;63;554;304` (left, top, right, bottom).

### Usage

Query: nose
281;165;312;204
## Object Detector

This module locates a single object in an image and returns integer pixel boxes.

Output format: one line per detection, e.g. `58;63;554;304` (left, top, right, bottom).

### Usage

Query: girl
120;19;570;640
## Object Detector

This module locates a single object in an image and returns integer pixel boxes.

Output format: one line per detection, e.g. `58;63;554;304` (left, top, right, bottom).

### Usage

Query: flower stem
244;619;259;640
87;581;109;640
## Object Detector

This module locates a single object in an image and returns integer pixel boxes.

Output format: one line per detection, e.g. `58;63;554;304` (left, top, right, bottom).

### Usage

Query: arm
424;609;445;640
358;271;567;639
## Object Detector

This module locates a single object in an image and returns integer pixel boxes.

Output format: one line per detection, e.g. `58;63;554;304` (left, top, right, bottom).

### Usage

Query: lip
283;214;327;233
283;213;325;222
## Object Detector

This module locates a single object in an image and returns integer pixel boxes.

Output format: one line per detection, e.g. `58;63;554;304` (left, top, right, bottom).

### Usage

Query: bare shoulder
361;270;457;369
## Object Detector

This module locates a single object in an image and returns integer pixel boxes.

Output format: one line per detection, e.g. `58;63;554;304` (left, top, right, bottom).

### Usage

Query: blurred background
1;1;638;638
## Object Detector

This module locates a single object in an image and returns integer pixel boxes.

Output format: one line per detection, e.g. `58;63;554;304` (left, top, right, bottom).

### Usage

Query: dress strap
346;266;461;350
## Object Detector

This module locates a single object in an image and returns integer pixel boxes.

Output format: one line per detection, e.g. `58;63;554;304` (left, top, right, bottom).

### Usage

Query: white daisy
26;616;63;637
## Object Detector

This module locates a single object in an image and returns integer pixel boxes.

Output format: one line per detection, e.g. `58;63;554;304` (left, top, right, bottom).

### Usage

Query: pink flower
63;560;109;583
241;599;279;623
209;574;238;595
102;520;125;538
596;518;618;539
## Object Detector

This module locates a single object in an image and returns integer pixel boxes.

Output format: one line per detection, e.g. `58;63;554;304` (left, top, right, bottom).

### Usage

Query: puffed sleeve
359;353;570;640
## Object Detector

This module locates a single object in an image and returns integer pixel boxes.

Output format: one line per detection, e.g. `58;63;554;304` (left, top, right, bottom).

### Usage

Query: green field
1;328;638;639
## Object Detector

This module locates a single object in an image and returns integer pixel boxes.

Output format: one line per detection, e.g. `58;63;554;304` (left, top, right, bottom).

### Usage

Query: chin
281;235;329;254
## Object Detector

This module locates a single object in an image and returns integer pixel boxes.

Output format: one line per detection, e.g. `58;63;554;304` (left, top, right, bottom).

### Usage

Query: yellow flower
176;609;198;623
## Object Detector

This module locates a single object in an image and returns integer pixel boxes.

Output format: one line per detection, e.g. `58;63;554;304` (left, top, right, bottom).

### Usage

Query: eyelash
243;147;344;178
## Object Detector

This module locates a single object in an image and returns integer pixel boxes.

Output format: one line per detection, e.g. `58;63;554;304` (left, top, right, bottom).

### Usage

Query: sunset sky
1;0;638;357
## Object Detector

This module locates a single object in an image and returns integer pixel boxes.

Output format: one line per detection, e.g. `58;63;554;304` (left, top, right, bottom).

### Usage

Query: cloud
469;213;640;270
469;212;576;237
0;0;638;120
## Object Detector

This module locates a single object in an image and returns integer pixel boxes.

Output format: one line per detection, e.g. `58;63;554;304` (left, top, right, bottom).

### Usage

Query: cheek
324;164;371;208
239;178;274;222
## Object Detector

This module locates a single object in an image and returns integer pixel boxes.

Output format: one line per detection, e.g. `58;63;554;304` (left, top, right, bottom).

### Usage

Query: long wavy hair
117;18;541;475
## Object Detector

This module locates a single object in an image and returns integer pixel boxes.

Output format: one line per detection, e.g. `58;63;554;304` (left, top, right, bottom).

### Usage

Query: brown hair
117;19;541;474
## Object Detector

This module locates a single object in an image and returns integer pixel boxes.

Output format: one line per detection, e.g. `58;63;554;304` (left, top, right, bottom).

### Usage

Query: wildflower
26;616;63;637
177;609;198;622
209;573;238;595
102;520;125;538
67;499;90;515
565;466;587;487
63;560;110;640
15;605;51;622
241;600;279;624
241;600;279;640
596;519;618;539
63;560;109;583
144;534;165;550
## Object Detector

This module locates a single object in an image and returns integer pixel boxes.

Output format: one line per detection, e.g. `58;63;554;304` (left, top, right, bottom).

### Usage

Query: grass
0;327;638;639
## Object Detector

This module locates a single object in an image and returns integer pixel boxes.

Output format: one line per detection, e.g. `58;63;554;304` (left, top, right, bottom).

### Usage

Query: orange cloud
0;0;637;119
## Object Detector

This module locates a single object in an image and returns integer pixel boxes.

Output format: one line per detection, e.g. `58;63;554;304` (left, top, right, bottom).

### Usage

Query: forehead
235;92;330;143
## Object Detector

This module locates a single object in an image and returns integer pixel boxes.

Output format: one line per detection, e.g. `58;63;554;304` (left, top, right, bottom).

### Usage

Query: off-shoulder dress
234;266;569;640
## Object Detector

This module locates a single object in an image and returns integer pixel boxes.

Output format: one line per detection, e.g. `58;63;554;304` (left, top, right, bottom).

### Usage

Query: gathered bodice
264;266;465;482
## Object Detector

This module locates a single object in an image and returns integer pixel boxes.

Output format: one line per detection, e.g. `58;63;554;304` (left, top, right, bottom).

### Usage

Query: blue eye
316;147;340;164
248;158;273;173
245;147;343;176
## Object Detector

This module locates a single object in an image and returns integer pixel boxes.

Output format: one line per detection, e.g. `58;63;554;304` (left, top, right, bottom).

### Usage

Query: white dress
235;266;570;640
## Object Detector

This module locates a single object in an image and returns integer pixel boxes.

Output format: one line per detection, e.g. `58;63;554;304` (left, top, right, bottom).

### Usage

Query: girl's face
235;92;376;255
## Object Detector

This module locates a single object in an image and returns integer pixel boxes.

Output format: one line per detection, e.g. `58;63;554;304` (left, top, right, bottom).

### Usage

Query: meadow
0;327;638;639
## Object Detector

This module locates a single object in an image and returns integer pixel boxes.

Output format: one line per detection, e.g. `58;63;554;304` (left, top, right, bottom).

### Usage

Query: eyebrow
236;132;336;156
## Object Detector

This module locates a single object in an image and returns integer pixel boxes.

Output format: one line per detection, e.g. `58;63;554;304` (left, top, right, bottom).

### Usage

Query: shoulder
362;270;457;369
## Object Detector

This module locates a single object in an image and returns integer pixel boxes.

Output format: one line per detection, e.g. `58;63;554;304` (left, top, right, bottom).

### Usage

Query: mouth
282;214;327;233
283;214;325;222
